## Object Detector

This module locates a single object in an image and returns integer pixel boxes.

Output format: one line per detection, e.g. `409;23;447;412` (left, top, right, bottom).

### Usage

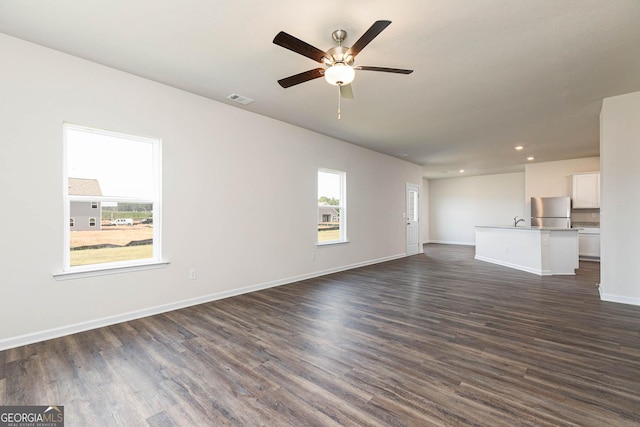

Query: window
63;124;161;271
317;168;346;244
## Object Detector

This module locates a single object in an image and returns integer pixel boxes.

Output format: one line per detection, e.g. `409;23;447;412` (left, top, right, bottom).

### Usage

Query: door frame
406;183;421;255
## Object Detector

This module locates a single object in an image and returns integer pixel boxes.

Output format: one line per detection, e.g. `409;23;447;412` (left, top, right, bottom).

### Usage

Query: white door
406;183;421;255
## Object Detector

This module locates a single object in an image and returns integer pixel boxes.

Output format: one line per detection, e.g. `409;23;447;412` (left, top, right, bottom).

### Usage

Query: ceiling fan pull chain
337;84;342;120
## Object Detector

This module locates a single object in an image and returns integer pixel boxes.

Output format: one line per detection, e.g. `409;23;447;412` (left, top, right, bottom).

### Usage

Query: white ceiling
2;1;639;178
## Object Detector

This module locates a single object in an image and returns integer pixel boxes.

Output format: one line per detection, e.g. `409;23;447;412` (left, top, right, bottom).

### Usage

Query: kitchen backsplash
571;208;600;226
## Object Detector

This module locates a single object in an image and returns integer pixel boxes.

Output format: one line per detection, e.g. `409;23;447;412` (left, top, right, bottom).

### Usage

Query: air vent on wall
227;93;254;105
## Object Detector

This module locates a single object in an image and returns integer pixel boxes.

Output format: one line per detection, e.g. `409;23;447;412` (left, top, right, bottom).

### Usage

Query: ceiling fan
273;20;413;118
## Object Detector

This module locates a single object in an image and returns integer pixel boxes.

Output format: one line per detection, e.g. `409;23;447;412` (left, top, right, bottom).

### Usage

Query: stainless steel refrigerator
531;196;571;228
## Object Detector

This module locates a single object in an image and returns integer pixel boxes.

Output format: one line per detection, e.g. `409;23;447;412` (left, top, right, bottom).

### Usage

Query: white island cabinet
475;226;579;275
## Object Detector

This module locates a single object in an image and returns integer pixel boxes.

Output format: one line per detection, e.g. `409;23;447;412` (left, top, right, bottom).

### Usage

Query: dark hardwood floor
2;244;640;426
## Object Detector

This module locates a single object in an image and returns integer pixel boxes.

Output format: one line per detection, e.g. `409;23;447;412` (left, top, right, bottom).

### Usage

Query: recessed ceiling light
397;153;409;157
459;169;465;173
527;156;535;161
515;146;524;150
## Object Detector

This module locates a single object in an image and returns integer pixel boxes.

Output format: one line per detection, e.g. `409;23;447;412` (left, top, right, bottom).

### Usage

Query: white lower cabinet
578;229;600;260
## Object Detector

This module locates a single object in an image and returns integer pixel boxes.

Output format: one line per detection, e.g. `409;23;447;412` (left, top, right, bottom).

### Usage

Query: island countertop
475;225;579;231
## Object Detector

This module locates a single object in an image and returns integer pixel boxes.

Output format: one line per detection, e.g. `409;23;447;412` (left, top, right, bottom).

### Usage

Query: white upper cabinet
572;173;600;209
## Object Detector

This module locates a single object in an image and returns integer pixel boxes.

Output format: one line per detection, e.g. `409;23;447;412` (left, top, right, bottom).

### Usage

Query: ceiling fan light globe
324;64;355;86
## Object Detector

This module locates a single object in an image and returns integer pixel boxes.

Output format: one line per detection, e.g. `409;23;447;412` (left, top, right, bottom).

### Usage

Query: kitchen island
475;226;579;275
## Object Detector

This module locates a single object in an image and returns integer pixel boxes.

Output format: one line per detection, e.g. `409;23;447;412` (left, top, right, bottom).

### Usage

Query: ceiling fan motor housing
325;46;354;66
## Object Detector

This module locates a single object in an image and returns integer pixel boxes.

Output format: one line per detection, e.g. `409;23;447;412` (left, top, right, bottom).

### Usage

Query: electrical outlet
543;239;548;246
189;269;197;280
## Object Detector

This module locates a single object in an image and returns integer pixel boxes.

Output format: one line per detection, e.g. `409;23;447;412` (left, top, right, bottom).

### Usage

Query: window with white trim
64;124;161;271
317;168;346;244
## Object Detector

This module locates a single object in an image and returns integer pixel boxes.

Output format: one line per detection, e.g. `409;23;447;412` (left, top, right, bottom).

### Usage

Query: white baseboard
474;255;549;276
0;253;406;351
427;240;475;246
599;287;640;306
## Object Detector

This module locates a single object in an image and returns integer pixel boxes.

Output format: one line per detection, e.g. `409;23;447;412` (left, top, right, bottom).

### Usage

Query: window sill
317;240;350;247
53;260;170;281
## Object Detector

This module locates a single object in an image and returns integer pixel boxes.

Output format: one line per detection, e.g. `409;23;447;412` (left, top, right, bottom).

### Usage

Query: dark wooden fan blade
277;68;325;88
340;83;354;99
273;31;328;63
356;66;413;74
347;20;391;58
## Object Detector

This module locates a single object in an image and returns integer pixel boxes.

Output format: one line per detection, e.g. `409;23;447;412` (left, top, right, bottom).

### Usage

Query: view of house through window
318;169;346;244
64;124;161;269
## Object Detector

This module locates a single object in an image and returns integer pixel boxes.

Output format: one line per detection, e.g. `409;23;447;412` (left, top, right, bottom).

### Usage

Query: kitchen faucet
514;216;525;227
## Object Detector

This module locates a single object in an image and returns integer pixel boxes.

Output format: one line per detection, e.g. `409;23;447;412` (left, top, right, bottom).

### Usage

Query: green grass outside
71;245;153;266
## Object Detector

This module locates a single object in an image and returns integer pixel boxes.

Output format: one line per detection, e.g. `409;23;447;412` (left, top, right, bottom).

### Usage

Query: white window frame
56;124;165;279
317;168;347;245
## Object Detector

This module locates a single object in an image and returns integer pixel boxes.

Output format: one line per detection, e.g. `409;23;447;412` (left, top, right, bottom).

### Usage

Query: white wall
600;91;640;305
524;157;600;224
420;178;430;244
429;173;525;245
0;34;422;348
525;157;600;199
